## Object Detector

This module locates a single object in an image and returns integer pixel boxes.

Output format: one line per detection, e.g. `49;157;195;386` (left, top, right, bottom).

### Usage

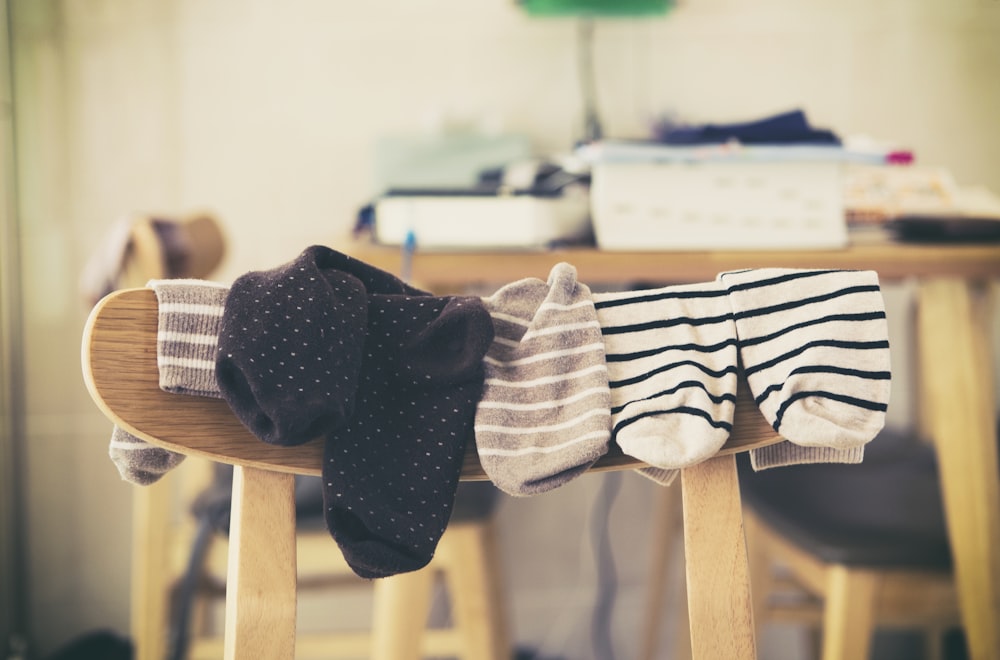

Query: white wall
11;0;1000;657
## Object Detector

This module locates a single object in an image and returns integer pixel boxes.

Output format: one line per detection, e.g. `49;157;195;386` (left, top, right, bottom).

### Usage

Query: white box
374;191;592;250
584;144;850;250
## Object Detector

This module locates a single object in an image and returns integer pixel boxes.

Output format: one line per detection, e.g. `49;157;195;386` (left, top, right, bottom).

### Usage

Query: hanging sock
593;281;739;475
322;293;494;579
216;245;428;447
475;263;611;497
717;268;891;468
108;279;228;484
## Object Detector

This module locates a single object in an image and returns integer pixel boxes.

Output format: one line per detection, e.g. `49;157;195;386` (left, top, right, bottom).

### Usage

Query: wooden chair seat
82;287;786;660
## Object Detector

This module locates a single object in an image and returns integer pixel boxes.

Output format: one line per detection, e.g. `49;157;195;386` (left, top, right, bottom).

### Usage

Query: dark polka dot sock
323;294;493;579
718;268;891;453
216;246;428;446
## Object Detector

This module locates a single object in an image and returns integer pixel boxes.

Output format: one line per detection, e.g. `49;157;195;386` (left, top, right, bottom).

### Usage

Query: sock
152;279;229;396
216;246;428;447
109;425;186;485
475;263;611;496
717;268;891;459
592;281;739;471
323;294;494;578
108;279;228;484
748;441;869;471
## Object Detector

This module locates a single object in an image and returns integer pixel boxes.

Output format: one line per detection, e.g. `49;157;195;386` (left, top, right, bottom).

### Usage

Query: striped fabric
718;268;891;468
153;279;229;397
108;425;187;485
108;279;229;485
593;281;739;473
475;263;611;496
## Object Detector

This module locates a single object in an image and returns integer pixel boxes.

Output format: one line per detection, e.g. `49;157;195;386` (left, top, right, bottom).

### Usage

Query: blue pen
401;229;416;283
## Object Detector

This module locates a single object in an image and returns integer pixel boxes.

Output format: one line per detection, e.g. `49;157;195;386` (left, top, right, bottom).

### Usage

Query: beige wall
10;0;1000;656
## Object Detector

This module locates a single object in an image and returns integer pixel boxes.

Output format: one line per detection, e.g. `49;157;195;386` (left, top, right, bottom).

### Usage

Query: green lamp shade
520;0;671;16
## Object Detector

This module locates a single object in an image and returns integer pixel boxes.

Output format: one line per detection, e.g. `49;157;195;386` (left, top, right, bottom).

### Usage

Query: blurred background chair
737;428;968;660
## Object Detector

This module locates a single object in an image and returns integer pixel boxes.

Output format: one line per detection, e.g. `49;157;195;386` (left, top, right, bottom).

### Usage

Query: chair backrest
82;287;783;660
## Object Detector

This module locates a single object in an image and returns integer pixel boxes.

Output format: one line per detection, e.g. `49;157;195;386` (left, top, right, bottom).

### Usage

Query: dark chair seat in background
737;430;951;570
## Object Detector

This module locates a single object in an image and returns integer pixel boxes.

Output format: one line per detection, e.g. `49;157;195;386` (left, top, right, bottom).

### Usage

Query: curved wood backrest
82;288;783;479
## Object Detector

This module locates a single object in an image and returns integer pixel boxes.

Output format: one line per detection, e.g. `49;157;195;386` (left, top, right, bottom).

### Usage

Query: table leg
917;278;1000;660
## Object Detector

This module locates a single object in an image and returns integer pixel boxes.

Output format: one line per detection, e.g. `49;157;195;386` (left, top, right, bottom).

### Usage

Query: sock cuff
717;267;881;291
635;466;679;487
749;441;865;470
149;279;228;398
716;269;886;326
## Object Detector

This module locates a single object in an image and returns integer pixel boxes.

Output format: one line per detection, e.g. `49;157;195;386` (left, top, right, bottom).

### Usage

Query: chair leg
924;626;945;660
224;466;297;660
131;475;173;660
371;566;434;660
681;454;756;660
639;483;686;660
441;521;511;660
820;565;876;660
743;512;774;644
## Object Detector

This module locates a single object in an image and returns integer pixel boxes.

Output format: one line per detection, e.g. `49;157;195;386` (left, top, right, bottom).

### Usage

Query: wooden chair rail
82;288;784;478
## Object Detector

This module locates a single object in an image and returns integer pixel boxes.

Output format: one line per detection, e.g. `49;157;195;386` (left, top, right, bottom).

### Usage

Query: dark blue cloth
655;109;840;146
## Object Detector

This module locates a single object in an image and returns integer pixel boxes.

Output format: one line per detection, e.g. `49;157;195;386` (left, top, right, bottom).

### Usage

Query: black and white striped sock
108;279;228;485
593;281;739;472
718;268;891;461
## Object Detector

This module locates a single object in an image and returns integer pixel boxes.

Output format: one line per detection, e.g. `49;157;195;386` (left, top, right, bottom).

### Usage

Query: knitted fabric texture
216;245;428;447
593;281;739;472
323;293;493;578
215;246;493;578
718;268;891;468
154;279;229;397
108;425;186;485
108;279;228;484
475;262;611;496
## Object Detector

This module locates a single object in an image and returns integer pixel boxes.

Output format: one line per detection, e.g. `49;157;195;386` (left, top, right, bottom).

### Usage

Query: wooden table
346;239;1000;660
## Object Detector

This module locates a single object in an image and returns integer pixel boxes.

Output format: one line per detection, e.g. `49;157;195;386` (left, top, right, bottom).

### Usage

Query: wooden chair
737;429;963;660
102;219;510;659
82;287;788;660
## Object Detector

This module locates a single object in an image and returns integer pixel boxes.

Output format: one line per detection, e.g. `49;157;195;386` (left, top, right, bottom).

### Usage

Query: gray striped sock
151;278;229;397
475;263;611;496
108;425;186;485
718;268;891;462
107;279;228;485
593;281;738;471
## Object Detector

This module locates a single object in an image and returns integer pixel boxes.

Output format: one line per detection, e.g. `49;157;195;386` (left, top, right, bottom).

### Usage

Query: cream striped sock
593;281;738;472
475;263;611;496
108;279;228;485
718;268;891;466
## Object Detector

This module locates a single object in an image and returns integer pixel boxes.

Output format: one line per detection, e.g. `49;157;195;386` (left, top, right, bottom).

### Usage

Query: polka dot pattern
216;248;371;446
215;246;493;579
324;294;494;579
